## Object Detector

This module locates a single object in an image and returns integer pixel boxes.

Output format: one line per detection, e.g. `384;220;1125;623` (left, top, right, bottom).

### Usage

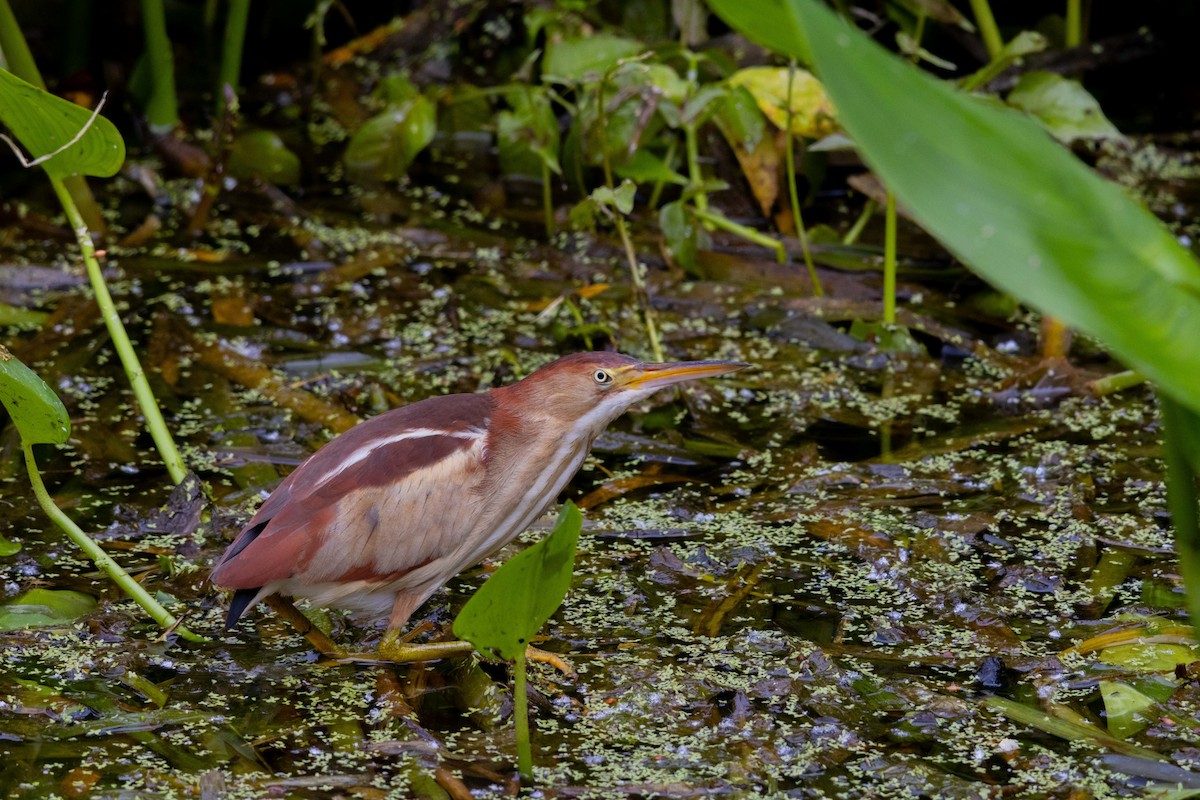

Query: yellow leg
341;634;573;674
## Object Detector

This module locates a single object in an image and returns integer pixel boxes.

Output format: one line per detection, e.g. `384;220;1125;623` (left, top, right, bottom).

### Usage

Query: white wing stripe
312;427;484;489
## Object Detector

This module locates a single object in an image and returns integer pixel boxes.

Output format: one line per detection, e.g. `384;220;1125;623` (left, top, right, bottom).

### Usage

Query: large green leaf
453;501;582;661
708;0;1200;415
0;345;71;445
542;33;643;83
343;97;437;183
0;68;124;179
0;588;96;631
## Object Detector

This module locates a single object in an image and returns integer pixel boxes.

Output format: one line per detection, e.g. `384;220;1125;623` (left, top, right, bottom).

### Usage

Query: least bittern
210;352;746;657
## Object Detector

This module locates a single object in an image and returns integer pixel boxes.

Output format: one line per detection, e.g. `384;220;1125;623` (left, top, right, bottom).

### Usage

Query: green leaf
496;91;561;178
709;0;1200;416
227;130;301;186
0;588;96;631
542;34;642;83
377;73;422;105
713;86;768;151
1099;681;1155;739
1099;643;1199;673
453;501;583;661
0;534;20;557
660;200;709;274
1161;397;1200;627
615;149;686;186
1007;71;1121;142
0;344;71;445
344;96;437;183
727;65;837;137
848;320;927;355
0;69;124;179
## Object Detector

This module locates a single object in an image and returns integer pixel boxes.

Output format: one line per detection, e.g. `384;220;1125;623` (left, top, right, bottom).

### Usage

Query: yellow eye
593;369;613;385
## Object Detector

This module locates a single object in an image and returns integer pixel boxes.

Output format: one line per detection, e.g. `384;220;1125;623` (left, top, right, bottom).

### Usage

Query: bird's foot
340;635;574;674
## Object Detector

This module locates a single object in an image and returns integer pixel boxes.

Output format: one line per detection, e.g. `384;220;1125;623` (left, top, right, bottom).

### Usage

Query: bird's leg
371;639;573;674
337;593;574;672
264;594;346;658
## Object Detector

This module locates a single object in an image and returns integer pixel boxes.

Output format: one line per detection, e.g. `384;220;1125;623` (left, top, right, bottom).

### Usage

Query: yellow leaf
728;66;837;138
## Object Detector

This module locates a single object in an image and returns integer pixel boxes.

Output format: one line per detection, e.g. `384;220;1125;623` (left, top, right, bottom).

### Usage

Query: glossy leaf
1007;71;1120;142
0;68;124;179
496;92;561;178
660;200;709;274
615;150;686;186
344;96;437;183
708;0;1200;416
0;588;96;631
1099;681;1155;739
714;86;768;150
227;130;301;185
453;501;582;661
0;345;71;445
542;34;642;83
728;66;837;137
1099;643;1198;672
0;534;19;556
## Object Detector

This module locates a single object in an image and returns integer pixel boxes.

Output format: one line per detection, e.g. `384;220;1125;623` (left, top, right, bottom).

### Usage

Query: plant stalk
513;647;533;783
1160;396;1200;629
1065;0;1082;48
883;189;897;324
49;176;188;484
139;0;180;131
967;0;1004;59
693;207;785;263
23;442;201;641
596;73;664;363
785;61;823;296
217;0;251;115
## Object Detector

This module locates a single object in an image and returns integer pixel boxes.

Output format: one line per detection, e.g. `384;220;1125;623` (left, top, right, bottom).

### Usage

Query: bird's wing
211;395;494;592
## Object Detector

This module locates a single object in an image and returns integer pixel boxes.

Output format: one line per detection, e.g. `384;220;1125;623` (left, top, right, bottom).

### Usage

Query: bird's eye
593;369;613;385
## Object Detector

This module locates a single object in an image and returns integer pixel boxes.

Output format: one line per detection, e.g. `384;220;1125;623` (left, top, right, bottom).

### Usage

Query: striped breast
434;395;618;578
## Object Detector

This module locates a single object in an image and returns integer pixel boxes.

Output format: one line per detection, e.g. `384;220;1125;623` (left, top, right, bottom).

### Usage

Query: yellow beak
621;360;749;391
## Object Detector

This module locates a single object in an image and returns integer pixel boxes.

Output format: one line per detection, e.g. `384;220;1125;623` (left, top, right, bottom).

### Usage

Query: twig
0;91;109;168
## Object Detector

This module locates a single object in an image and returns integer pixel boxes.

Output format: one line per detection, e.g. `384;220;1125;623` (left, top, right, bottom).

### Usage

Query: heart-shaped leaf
0;345;70;445
453;501;582;661
0;69;124;179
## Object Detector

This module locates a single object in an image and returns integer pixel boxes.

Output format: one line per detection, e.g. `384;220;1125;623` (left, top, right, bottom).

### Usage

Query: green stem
217;0;251;115
843;199;876;245
0;0;44;88
909;12;927;62
684;122;706;213
613;213;665;362
693;207;785;264
1087;369;1145;397
49;176;188;484
513;647;533;783
785;61;823;296
967;0;1004;59
647;138;676;209
596;72;664;363
139;0;180;131
1065;0;1082;48
883;190;897;324
542;159;554;239
23;442;202;641
1160;397;1200;629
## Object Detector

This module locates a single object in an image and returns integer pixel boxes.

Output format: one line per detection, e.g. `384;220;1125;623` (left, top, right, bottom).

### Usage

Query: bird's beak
621;360;749;391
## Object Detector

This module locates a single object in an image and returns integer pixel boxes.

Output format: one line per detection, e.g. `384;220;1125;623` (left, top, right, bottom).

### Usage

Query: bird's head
500;352;747;431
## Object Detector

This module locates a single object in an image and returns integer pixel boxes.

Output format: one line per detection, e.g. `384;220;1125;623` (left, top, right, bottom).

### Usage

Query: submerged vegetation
1;0;1199;797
